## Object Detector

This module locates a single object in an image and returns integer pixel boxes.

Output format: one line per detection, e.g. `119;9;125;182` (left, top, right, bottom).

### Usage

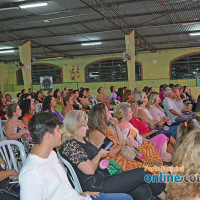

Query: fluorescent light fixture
0;46;15;50
189;32;200;36
81;42;102;46
0;50;15;54
19;2;48;9
182;22;200;25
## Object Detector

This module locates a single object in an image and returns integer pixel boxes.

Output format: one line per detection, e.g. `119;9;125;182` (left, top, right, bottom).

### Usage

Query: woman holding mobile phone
59;110;166;200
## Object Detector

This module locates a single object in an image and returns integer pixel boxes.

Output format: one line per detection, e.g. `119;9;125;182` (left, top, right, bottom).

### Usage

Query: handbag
120;145;136;161
107;159;122;176
0;179;20;198
147;130;160;139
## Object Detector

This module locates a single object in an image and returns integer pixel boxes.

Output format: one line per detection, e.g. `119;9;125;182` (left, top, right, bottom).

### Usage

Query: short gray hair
164;87;172;97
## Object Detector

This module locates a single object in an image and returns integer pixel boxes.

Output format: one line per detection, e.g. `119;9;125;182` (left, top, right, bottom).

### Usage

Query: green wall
3;47;200;98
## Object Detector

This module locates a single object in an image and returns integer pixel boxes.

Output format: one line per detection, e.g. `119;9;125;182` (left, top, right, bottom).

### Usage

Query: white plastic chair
90;99;99;107
35;103;43;113
0;140;26;172
57;151;83;193
0;119;7;141
114;100;120;105
91;95;96;99
11;98;18;103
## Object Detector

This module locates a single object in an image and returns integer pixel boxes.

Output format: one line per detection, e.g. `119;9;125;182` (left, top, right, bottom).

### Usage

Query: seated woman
34;90;43;104
79;88;91;110
167;129;200;200
61;96;74;117
88;103;164;172
182;86;196;112
116;102;172;161
116;87;124;102
0;95;7;120
0;156;19;200
73;90;82;110
148;92;178;138
121;90;134;102
42;96;63;123
20;99;36;129
5;94;14;105
53;89;63;113
59;110;166;200
135;92;176;152
5;103;33;155
96;87;111;108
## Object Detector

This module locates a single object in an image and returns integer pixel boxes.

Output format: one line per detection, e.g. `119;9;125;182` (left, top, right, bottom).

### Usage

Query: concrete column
125;30;135;90
0;63;7;93
19;41;32;91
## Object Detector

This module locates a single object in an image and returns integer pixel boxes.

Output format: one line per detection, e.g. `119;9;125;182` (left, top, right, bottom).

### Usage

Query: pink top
149;105;166;121
159;91;165;103
117;96;121;102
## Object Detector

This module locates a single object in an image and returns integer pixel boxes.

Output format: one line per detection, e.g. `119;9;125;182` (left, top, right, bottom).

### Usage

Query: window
85;58;142;82
16;63;63;85
171;53;200;79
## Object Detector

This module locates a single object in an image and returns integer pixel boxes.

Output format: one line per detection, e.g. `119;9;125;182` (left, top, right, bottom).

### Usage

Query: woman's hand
148;140;156;147
109;117;118;127
80;191;100;198
9;169;19;180
98;148;109;158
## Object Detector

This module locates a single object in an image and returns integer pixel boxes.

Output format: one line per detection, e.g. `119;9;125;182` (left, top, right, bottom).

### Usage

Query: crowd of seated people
0;83;199;200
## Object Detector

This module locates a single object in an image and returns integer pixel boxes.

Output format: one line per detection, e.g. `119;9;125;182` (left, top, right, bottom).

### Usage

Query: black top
59;139;110;191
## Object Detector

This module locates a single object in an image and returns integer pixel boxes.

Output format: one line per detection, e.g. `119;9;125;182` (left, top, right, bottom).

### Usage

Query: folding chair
0;140;26;172
57;151;83;193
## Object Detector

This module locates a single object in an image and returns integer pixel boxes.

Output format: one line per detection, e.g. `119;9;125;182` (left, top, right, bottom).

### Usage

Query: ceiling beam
1;4;200;34
1;18;200;44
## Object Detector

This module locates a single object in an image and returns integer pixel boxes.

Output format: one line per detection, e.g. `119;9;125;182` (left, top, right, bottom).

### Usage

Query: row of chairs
0;139;83;193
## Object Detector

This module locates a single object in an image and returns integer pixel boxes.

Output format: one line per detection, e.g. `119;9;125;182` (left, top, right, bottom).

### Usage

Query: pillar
125;30;135;90
19;41;32;91
0;63;7;93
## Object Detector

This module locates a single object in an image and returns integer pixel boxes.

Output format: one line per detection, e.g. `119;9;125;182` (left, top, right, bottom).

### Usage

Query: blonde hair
114;102;131;121
62;110;88;143
147;92;159;109
167;129;200;200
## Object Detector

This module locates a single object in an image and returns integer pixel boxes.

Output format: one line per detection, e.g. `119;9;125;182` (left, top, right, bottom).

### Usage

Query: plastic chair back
0;140;26;172
57;151;83;193
0;119;7;141
114;100;120;105
11;99;18;103
90;99;98;107
35;103;43;113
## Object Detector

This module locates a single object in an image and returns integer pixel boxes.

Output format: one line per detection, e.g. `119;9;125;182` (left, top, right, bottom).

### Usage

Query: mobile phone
104;141;114;151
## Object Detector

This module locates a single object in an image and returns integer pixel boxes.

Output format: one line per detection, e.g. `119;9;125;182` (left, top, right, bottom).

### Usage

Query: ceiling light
81;42;102;46
19;2;48;9
0;46;15;50
189;32;200;36
182;22;200;25
0;50;15;54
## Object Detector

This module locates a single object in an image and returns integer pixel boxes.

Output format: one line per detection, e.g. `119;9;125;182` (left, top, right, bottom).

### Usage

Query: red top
129;117;150;135
24;113;33;122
